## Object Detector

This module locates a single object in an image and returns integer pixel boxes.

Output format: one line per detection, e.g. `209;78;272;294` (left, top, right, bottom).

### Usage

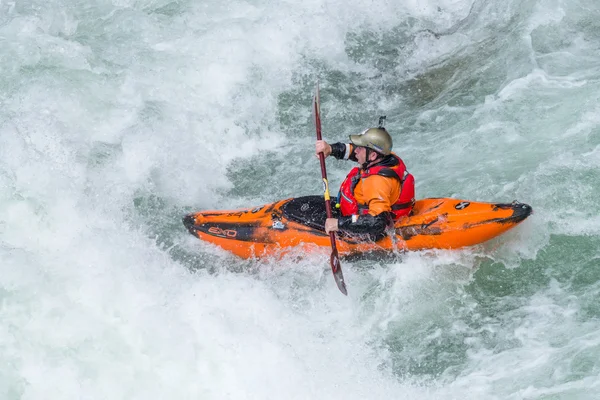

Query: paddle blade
330;249;347;296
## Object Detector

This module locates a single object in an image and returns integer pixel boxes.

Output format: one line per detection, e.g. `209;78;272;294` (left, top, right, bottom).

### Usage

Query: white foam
2;0;600;398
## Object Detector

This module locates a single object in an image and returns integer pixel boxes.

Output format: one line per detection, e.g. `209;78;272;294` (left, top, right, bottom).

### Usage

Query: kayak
183;195;532;259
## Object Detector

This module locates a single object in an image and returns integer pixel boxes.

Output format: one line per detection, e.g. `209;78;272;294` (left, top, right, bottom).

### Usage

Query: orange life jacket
337;154;415;220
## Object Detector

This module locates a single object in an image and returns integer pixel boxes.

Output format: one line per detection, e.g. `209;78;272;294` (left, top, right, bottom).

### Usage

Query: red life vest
337;154;415;220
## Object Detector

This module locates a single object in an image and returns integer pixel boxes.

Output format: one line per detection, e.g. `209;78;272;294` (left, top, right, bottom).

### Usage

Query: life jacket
337;153;415;220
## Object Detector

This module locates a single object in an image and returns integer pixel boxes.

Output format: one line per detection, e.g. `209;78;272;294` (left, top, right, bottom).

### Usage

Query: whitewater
1;0;599;398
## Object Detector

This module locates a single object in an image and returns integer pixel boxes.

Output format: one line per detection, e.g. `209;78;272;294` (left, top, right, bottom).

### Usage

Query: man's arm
330;143;358;162
338;212;392;235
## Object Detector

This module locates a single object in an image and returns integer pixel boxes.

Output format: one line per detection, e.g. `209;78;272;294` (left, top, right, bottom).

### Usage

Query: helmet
349;128;393;155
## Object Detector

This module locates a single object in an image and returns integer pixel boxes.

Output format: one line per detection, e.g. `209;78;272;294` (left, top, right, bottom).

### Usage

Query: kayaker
315;126;415;239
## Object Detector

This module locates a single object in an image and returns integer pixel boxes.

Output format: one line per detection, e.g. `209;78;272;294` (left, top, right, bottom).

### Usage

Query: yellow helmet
349;127;393;155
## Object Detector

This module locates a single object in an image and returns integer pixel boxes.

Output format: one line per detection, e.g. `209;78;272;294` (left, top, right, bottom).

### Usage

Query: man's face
355;146;367;164
355;146;376;165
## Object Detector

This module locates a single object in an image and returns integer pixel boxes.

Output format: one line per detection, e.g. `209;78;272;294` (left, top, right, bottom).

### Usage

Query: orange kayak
183;196;532;259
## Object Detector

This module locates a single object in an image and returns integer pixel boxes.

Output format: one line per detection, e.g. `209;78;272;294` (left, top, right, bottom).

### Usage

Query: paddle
313;82;348;296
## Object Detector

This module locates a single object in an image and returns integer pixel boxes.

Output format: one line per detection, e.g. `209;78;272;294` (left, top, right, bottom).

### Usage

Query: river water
1;0;599;398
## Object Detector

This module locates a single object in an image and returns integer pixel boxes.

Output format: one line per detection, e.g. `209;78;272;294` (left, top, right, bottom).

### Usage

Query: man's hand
315;140;332;158
325;218;339;234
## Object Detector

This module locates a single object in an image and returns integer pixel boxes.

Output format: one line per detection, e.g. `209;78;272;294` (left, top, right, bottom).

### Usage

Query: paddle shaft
314;112;335;223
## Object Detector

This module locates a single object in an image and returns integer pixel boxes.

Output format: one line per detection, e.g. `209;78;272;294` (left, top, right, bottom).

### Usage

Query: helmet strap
360;147;372;170
363;148;380;169
361;147;385;170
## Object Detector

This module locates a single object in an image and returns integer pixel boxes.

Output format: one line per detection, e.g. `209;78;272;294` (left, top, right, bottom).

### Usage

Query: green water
1;0;600;398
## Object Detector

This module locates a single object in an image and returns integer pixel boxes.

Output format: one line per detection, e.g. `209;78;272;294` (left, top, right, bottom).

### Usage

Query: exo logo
208;226;238;238
455;201;470;210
